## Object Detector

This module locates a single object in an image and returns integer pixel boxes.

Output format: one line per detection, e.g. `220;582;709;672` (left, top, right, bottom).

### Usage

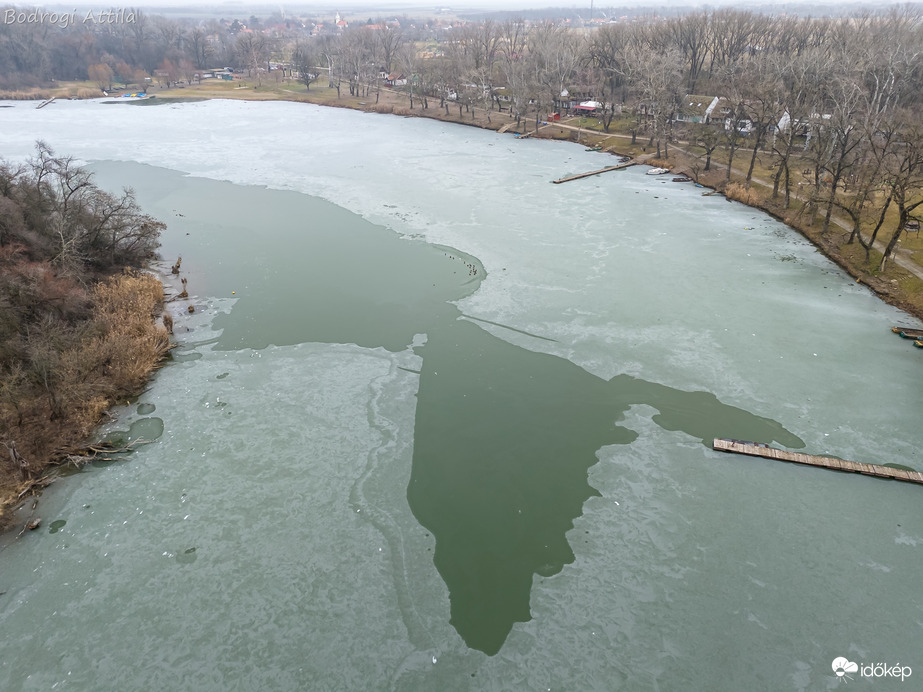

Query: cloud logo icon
832;657;859;679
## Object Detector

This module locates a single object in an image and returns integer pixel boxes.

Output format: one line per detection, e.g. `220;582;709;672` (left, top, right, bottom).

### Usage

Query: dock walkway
713;439;923;485
552;159;639;184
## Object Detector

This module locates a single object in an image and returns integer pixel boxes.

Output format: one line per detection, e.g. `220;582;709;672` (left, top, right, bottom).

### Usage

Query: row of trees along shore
2;7;921;269
0;144;169;527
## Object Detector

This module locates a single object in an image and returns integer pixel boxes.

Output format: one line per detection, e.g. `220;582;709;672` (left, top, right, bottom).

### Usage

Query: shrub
725;182;754;205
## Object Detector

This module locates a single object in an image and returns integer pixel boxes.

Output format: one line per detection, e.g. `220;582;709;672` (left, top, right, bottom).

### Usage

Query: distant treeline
458;3;890;22
1;5;922;263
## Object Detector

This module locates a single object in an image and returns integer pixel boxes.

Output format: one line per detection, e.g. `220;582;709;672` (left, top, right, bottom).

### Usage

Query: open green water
0;100;920;690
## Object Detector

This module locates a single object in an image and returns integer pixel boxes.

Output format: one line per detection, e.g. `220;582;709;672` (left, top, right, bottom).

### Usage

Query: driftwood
13;498;41;538
63;437;153;467
6;437;153;533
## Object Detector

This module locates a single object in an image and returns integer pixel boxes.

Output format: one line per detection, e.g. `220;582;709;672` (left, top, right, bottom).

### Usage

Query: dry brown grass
724;182;756;205
0;90;55;100
645;157;674;170
0;270;170;529
62;271;170;430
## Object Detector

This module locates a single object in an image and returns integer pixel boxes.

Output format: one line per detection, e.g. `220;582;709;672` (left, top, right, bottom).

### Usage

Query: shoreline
0;270;172;534
133;83;923;323
3;88;918;533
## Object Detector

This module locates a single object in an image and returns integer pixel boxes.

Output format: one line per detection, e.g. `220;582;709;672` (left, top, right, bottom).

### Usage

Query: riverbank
1;111;918;689
4;85;917;528
0;147;173;532
139;78;923;324
0;269;172;532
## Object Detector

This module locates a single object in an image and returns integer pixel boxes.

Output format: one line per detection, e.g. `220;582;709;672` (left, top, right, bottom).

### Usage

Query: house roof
680;95;718;118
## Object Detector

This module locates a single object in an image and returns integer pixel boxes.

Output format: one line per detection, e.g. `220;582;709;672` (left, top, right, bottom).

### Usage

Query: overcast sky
38;0;876;14
56;1;794;11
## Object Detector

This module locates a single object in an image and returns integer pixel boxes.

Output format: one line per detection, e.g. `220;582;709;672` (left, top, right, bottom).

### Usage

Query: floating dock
713;439;923;485
552;159;638;184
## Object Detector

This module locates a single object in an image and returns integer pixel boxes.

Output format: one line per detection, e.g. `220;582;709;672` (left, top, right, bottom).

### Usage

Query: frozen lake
0;98;920;690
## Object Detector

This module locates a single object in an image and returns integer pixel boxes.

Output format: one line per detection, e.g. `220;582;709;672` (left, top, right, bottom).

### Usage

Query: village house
674;95;720;124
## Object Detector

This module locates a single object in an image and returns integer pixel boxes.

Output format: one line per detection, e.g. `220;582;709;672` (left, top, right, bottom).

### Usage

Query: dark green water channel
94;162;803;655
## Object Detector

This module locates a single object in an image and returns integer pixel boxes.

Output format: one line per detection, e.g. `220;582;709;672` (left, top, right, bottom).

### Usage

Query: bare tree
633;47;684;158
770;48;822;206
397;42;423;109
586;23;634;132
316;34;342;96
293;40;319;90
235;32;269;85
88;63;114;91
738;53;785;187
528;22;584;133
186;26;212;69
692;123;721;171
877;118;923;271
23;143;163;270
376;23;404;75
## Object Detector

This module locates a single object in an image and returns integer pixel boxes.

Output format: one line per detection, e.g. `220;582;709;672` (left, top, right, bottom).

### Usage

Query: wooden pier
552;159;638;184
713;438;923;485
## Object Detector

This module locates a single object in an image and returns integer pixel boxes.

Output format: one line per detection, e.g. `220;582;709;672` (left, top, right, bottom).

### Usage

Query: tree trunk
822;172;844;234
879;210;907;272
745;126;764;188
726;140;738;181
772;161;783;198
860;194;892;261
783;165;791;208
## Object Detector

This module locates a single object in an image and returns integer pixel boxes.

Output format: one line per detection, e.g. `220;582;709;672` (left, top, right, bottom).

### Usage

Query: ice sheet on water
2;97;919;460
0;295;455;687
1;98;921;689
